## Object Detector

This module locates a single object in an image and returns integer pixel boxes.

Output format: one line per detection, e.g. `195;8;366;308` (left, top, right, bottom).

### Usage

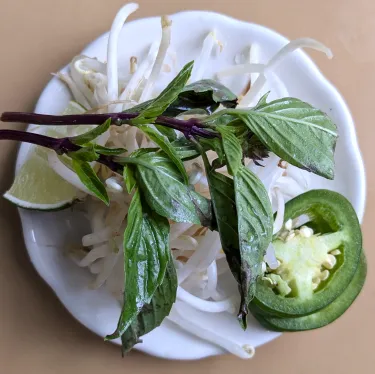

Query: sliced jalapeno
251;252;366;331
254;189;362;317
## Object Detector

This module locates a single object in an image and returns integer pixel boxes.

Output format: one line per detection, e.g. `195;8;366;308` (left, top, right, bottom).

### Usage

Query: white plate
17;10;366;360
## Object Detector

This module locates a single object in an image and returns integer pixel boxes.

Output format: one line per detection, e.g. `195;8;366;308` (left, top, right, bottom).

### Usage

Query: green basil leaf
123;165;137;194
234;166;273;328
125;79;237;118
70;118;112;145
204;166;241;285
189;190;216;230
94;144;127;156
163;79;238;117
68;145;99;162
170;138;200;161
138;125;189;184
217;126;242;176
71;159;109;205
106;190;171;340
120;258;177;353
199;137;226;164
133;61;194;124
155;125;177;142
133;152;200;224
230;96;337;179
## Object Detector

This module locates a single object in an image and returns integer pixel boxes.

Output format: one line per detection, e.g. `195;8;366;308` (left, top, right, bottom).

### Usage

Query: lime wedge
4;152;79;210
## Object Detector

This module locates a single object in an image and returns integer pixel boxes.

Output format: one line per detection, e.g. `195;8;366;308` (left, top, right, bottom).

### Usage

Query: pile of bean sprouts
50;3;332;358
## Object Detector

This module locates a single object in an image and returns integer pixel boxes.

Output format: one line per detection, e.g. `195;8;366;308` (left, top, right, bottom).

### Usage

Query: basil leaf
155;125;177;142
71;159;109;205
202;153;272;329
125;79;237;118
106;190;170;340
68;145;99;162
234;166;273;328
200;137;226;164
123;165;137;194
70;118;112;145
231;96;337;179
138;125;189;184
163;79;238;117
94;144;127;156
189;190;216;230
217;126;242;176
133;61;194;124
133;152;201;224
204;167;241;285
171;138;199;161
120;258;177;353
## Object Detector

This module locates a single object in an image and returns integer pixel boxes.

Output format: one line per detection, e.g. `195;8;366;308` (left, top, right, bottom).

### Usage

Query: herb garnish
0;61;337;352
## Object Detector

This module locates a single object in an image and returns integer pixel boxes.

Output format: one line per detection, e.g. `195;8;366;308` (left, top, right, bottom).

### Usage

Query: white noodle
79;244;109;267
177;287;235;313
168;302;255;359
82;227;112;247
273;188;285;235
266;37;332;71
119;41;159;102
139;16;172;102
190;31;218;82
106;3;139;106
55;72;91;109
177;230;220;284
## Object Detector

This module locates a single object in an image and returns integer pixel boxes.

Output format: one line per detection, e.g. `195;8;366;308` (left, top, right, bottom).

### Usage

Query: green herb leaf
123;165;137;194
189;190;216;230
234;166;273;328
128;151;201;224
125;79;237;119
204;165;241;285
138;125;189;184
163;79;238;117
71;159;109;205
229;96;338;179
155;125;177;142
199;137;226;164
106;190;171;340
133;61;194;124
217;126;242;176
171;137;200;161
120;258;177;353
68;145;99;162
94;144;127;156
70;118;112;145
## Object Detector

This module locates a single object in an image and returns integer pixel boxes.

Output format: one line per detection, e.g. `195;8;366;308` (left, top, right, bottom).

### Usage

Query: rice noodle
190;31;219;82
119;41;159;102
177;287;235;313
106;3;139;106
168;301;255;359
139;16;172;102
55;73;91;109
273;188;285;234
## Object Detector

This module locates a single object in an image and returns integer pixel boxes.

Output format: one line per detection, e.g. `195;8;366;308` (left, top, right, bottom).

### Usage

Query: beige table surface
1;0;374;372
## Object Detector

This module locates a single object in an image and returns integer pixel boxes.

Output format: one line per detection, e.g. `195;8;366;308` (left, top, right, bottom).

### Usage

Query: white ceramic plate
16;10;366;360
